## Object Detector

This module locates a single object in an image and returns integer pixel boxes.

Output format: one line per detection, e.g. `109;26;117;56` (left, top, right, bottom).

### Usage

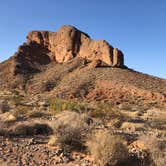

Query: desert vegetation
0;91;165;165
49;111;90;151
49;98;91;114
87;131;128;166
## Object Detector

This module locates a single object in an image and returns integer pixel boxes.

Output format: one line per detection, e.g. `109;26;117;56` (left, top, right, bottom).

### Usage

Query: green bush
49;98;91;114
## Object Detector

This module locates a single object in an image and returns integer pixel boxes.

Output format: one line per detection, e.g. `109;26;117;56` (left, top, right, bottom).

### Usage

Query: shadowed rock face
26;25;124;67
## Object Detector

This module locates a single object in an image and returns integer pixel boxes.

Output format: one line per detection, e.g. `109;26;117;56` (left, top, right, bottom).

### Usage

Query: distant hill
0;25;165;107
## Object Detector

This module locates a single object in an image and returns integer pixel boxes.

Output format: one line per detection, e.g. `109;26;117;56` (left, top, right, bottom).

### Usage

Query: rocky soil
0;90;165;166
0;136;94;166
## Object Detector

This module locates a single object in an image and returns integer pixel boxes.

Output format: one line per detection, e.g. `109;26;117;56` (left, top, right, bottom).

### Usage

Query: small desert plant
51;111;90;151
87;131;128;166
49;98;91;114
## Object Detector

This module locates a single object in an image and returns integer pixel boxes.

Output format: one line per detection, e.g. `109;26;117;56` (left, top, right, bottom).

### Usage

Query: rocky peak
25;25;124;67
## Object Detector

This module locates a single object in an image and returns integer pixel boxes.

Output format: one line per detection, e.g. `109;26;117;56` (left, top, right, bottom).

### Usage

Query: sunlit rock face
26;25;124;67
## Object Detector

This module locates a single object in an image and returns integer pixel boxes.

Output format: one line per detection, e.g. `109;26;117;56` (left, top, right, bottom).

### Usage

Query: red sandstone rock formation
26;25;124;67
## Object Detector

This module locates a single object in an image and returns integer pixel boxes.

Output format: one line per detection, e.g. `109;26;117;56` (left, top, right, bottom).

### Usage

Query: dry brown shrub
50;111;91;151
87;131;128;166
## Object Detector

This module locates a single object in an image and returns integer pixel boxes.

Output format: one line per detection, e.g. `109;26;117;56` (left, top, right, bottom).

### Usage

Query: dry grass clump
50;111;91;151
139;134;166;166
87;131;128;166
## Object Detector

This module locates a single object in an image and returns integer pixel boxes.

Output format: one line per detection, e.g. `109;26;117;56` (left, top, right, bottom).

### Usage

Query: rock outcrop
25;25;124;67
0;25;165;108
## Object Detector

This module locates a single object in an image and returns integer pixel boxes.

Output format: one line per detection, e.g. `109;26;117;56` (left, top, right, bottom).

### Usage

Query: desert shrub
12;122;52;136
51;111;90;151
89;103;128;124
87;131;128;166
49;98;91;114
139;134;166;166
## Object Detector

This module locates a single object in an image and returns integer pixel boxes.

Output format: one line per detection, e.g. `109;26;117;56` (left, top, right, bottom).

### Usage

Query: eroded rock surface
26;25;124;67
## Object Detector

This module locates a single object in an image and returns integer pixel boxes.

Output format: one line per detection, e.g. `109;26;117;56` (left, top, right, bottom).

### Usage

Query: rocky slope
0;25;165;108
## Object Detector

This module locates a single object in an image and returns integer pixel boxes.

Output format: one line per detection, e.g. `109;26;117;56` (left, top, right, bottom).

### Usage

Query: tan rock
88;59;102;69
128;140;147;153
48;136;57;146
113;48;124;67
27;31;50;46
121;122;145;132
26;25;124;67
5;114;17;122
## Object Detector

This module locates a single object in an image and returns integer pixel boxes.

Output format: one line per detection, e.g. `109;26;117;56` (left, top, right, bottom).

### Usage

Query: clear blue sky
0;0;166;78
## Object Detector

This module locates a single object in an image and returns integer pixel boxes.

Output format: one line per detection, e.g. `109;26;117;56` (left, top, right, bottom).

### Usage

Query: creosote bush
51;111;90;151
87;131;128;166
49;98;91;114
